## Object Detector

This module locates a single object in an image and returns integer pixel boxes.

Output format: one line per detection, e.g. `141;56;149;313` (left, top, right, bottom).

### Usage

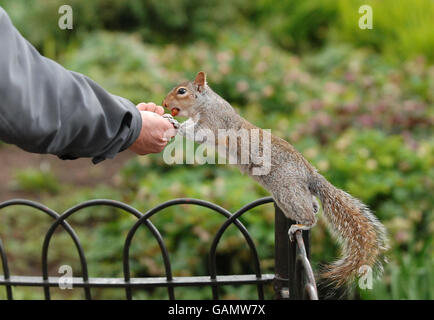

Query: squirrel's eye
177;88;187;95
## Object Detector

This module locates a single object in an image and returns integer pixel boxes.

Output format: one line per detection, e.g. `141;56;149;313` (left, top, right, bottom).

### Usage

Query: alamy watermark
163;126;272;176
58;265;73;290
359;5;373;29
58;5;73;30
358;265;373;290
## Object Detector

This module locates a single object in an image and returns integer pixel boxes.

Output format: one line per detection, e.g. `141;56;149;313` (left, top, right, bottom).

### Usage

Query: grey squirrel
162;71;388;287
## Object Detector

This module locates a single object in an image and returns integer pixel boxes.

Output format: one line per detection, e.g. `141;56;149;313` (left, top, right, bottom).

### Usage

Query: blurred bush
12;168;60;194
0;0;254;54
61;31;434;129
2;0;434;62
253;0;338;51
336;0;434;63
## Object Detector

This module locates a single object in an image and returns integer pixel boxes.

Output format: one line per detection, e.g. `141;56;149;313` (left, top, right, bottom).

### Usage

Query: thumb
163;127;177;140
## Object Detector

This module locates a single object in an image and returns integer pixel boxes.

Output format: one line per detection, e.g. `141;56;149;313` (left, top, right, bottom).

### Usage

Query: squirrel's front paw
288;224;306;241
162;114;180;129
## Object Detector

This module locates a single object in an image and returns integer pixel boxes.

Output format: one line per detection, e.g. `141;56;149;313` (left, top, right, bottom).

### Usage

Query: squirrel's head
163;71;208;118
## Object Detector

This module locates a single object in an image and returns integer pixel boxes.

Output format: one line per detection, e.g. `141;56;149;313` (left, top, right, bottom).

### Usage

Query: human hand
129;102;176;155
136;102;165;115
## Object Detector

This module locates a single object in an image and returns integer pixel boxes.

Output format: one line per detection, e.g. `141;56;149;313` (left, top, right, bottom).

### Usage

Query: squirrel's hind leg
272;181;317;241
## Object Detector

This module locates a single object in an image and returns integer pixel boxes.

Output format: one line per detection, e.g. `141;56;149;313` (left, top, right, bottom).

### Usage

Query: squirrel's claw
288;224;310;242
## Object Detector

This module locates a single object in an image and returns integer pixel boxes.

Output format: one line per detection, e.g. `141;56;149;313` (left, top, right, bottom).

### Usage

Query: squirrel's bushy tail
310;174;388;288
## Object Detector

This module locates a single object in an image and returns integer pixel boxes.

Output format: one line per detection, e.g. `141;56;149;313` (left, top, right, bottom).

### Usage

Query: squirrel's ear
194;71;207;91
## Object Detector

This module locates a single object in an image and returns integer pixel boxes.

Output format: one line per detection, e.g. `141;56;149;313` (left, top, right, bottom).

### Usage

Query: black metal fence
0;197;318;300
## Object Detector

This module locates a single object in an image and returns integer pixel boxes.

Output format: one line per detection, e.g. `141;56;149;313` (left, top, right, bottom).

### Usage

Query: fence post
274;203;312;299
273;203;292;299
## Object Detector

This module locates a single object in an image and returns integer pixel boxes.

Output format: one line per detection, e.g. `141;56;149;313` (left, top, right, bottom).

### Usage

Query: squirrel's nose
162;100;169;110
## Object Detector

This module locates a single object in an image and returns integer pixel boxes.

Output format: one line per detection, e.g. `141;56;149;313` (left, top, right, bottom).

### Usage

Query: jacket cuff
91;99;142;164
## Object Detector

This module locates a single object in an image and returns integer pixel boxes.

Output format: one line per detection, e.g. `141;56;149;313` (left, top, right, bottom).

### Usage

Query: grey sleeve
0;7;142;164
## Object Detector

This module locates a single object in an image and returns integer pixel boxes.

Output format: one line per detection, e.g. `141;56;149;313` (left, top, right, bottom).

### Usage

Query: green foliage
0;1;433;300
61;32;434;129
2;0;434;62
321;130;433;211
254;0;338;51
0;0;253;53
12;168;60;194
336;0;434;63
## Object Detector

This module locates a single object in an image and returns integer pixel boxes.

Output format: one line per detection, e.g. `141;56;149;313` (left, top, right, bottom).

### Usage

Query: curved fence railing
0;197;318;300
